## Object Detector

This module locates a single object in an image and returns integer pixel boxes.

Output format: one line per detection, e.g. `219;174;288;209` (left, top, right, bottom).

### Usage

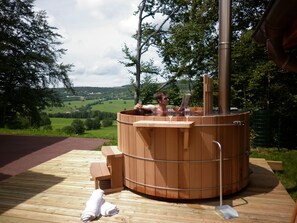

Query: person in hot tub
134;91;169;116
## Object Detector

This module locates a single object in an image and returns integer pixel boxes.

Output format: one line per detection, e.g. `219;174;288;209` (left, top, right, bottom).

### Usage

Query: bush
101;119;113;127
84;117;101;130
92;117;101;129
5;115;30;129
71;119;85;134
42;125;52;130
39;112;51;126
62;125;75;134
84;118;94;130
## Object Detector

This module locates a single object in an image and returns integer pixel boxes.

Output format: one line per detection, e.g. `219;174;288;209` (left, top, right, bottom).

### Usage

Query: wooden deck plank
0;150;295;223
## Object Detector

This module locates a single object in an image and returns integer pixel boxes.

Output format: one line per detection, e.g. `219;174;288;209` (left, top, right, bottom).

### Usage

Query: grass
91;100;134;113
46;99;97;113
250;147;297;201
46;99;134;114
49;118;117;141
0;127;70;137
0;118;118;145
50;118;77;130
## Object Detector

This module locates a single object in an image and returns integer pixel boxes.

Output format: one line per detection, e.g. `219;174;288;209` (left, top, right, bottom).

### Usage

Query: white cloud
75;0;135;21
33;0;133;87
34;0;163;87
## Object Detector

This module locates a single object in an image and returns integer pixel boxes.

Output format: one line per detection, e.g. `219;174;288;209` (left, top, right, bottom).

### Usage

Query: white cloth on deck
81;189;104;222
100;200;119;216
80;189;119;222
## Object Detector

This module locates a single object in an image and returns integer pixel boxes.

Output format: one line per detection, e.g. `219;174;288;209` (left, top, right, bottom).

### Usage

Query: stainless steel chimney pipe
218;0;231;114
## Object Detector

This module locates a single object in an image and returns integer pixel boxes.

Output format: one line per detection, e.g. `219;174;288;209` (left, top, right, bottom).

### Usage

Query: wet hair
154;91;167;102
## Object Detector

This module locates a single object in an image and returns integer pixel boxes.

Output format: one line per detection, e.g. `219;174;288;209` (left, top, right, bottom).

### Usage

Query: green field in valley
39;99;134;144
91;100;134;113
46;99;134;114
50;118;76;130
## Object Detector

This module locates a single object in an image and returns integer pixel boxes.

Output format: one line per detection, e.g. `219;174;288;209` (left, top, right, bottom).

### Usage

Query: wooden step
101;146;122;158
90;162;111;189
267;160;283;171
90;146;124;193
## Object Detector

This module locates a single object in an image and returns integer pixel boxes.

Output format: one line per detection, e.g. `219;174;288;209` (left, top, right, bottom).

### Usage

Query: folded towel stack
81;189;119;222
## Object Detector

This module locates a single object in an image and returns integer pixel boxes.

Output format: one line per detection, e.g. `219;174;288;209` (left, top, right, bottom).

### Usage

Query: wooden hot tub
117;110;250;199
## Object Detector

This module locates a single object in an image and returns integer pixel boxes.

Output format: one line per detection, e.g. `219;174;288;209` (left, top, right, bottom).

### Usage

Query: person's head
154;91;169;106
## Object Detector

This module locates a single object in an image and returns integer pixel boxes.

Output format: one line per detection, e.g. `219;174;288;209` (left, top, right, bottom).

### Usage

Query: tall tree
149;0;219;104
120;0;180;104
154;0;272;106
0;0;73;127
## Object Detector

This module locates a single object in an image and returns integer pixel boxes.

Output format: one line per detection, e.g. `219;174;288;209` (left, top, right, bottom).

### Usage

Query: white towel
81;189;119;222
100;200;119;217
81;189;104;222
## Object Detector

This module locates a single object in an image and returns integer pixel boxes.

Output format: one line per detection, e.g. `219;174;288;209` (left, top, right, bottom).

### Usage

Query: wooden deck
0;150;295;223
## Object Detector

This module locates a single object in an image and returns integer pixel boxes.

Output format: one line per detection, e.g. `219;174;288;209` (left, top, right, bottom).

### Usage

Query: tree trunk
134;1;146;104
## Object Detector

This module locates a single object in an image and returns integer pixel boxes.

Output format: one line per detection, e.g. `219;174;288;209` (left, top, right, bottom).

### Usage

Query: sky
34;0;155;88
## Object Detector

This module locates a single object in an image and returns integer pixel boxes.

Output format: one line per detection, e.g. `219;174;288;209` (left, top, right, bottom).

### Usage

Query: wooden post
203;74;214;115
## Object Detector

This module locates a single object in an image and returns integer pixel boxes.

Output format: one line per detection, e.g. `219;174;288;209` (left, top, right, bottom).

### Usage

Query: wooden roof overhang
253;0;297;73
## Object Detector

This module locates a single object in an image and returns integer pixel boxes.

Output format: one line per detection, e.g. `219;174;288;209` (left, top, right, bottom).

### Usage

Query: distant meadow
46;99;134;114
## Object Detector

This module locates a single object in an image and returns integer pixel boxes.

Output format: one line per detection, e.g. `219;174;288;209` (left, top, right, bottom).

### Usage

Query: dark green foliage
62;125;75;134
4;110;51;129
231;30;297;148
53;86;134;101
139;75;159;104
62;117;101;135
48;110;116;120
70;119;85;134
39;112;51;127
0;0;73;128
41;124;52;131
84;118;94;130
5;114;30;129
136;0;296;149
84;117;101;130
163;80;182;106
161;3;218;77
101;119;113;127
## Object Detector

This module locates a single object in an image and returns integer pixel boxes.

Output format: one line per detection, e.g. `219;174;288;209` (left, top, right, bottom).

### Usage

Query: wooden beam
267;160;284;171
